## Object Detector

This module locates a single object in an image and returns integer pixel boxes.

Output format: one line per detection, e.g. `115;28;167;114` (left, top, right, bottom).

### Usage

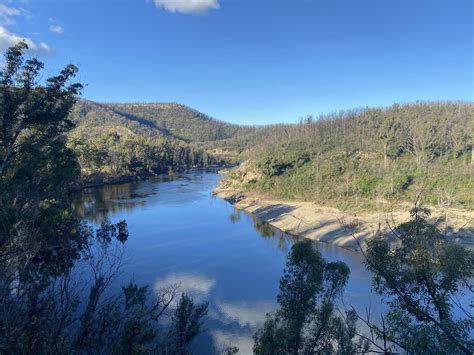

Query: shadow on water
229;209;300;252
70;173;204;224
70;182;152;223
228;209;241;224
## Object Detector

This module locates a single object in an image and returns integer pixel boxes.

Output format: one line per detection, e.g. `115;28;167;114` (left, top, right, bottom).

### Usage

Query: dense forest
221;102;474;210
66;100;254;183
68;127;220;183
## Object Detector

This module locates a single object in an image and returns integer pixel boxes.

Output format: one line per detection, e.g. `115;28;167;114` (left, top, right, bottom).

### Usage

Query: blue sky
0;0;472;124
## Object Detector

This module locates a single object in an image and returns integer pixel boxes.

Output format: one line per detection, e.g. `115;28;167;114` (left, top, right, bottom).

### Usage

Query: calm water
71;170;383;354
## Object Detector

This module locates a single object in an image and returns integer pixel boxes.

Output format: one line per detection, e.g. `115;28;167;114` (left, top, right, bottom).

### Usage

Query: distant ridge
69;100;254;142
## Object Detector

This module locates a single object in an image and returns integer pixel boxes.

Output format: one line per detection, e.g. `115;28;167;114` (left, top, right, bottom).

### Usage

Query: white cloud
38;42;49;52
0;4;22;26
214;300;276;329
211;330;254;355
49;24;63;34
0;26;50;53
0;3;49;53
154;272;216;304
154;0;220;14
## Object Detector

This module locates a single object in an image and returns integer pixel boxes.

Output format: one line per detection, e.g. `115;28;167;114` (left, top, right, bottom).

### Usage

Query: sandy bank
214;187;474;252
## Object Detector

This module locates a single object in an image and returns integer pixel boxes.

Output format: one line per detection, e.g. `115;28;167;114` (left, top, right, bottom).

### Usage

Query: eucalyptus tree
0;42;208;354
365;207;474;354
0;41;84;269
253;240;368;354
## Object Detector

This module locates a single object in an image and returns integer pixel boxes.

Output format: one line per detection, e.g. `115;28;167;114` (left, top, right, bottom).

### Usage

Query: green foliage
258;155;293;177
68;127;220;183
0;43;208;355
164;294;209;354
0;41;85;272
365;208;474;354
230;102;473;209
257;146;310;178
253;240;367;354
254;210;473;354
70;100;254;143
66;100;254;182
95;219;129;244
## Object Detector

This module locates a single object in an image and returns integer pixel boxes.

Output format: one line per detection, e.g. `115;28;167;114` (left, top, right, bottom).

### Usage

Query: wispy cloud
0;3;22;26
0;26;50;53
154;0;220;15
49;24;63;34
0;2;50;53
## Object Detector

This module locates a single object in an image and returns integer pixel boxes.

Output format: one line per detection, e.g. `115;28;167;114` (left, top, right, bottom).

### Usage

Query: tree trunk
471;138;474;167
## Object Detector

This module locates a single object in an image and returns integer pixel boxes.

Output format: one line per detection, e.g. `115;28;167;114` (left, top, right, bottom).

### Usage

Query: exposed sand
214;187;474;252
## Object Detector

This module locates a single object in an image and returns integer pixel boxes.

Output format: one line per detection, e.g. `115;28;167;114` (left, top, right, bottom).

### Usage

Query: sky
0;0;472;125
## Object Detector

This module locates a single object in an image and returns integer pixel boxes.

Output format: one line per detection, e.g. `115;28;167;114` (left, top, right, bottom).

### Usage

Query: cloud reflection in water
211;330;254;355
154;272;216;305
214;300;276;329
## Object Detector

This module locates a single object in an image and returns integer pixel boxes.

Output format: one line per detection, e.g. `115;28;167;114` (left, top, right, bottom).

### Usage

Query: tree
0;42;82;176
365;207;474;354
378;114;400;169
469;116;474;167
403;107;444;167
0;43;208;355
253;240;366;354
0;41;84;271
164;294;209;354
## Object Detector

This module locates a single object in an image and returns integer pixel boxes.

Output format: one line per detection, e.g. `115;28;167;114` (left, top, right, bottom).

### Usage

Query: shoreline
70;165;225;191
214;187;474;252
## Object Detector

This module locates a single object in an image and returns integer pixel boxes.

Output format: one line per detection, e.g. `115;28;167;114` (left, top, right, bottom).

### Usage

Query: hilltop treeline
67;101;249;182
225;102;473;209
70;100;253;142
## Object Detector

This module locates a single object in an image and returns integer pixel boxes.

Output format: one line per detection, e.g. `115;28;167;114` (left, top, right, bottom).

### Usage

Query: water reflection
214;300;275;328
71;172;223;225
250;214;275;238
71;182;152;223
211;330;254;355
154;272;216;305
249;214;300;252
228;209;300;252
209;300;276;354
228;209;241;224
70;172;380;354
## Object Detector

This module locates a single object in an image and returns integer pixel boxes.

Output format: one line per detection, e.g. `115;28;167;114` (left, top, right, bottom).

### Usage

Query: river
71;170;384;354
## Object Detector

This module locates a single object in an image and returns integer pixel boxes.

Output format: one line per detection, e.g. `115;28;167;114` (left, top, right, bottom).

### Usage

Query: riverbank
214;186;474;252
71;165;226;191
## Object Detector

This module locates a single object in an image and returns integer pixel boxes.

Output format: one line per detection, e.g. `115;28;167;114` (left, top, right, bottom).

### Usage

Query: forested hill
221;101;474;210
66;100;256;183
69;100;254;142
67;100;474;205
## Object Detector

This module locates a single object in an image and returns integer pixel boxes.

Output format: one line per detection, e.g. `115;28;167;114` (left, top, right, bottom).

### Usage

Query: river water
71;170;384;354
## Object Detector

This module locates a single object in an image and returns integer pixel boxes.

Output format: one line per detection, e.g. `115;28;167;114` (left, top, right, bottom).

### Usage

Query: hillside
66;100;256;183
219;101;474;210
69;100;254;142
67;100;474;208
